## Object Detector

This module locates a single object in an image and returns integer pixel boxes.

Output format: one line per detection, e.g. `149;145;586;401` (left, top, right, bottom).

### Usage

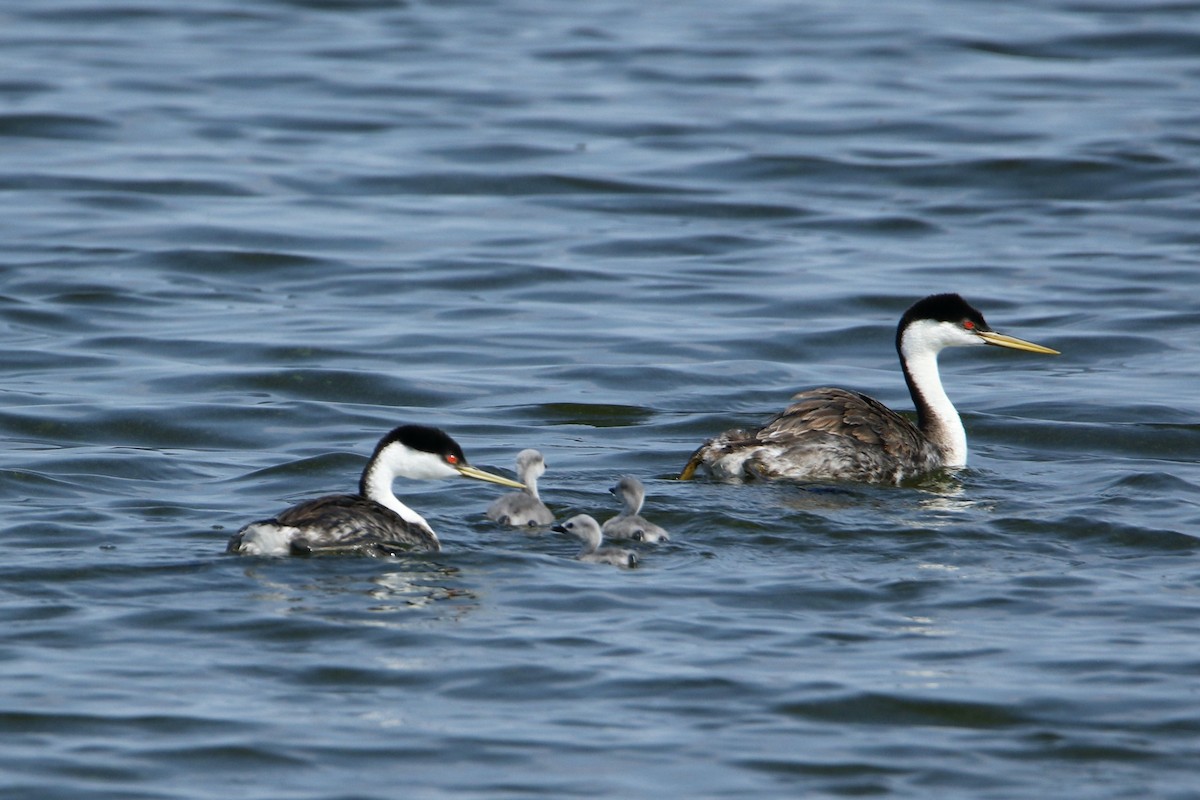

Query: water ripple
2;1;1199;798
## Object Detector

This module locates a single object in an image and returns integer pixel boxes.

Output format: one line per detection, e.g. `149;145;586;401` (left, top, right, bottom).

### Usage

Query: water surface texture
3;1;1200;798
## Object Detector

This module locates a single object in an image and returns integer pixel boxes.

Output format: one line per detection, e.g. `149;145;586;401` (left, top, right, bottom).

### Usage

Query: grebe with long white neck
678;294;1059;485
227;425;524;556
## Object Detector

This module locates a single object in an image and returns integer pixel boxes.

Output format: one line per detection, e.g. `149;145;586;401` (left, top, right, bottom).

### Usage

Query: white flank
233;523;298;556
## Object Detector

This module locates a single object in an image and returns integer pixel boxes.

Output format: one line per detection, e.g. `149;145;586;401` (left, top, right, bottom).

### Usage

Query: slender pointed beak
978;330;1060;355
457;464;525;489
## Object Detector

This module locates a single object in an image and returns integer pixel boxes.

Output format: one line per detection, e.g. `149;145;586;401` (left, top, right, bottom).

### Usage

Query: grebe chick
553;514;638;568
602;476;669;543
227;424;524;557
679;293;1059;485
486;448;555;528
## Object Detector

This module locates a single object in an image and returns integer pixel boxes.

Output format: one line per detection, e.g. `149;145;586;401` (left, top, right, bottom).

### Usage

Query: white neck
901;339;967;467
362;453;439;541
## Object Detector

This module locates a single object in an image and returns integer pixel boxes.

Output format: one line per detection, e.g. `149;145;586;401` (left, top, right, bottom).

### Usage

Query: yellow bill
457;464;525;489
978;330;1060;355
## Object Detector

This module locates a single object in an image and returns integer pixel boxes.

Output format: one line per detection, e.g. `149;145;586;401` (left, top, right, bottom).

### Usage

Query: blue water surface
2;1;1200;798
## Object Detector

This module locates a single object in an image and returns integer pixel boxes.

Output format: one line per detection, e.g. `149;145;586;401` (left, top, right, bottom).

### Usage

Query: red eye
445;454;459;465
963;320;975;330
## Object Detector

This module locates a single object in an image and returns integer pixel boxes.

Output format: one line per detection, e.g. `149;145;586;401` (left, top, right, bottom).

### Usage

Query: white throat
900;325;969;467
363;449;441;540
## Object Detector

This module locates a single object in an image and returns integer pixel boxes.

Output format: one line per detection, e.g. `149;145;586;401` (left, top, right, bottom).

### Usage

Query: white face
380;443;462;481
900;318;984;359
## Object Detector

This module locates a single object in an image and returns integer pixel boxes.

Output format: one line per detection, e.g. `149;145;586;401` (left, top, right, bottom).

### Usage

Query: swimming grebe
601;476;669;543
679;293;1059;484
227;424;523;556
486;448;555;528
553;514;639;568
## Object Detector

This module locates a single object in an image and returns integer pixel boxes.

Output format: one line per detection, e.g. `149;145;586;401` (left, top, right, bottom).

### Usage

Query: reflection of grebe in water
680;294;1059;485
227;425;523;557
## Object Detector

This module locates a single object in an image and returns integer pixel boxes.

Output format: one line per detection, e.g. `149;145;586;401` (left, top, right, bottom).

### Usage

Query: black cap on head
896;293;989;350
377;424;467;464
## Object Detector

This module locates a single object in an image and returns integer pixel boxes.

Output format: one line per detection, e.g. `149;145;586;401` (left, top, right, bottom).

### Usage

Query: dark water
3;1;1200;797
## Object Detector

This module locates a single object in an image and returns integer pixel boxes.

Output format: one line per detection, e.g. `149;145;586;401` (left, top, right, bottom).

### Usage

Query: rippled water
3;1;1200;798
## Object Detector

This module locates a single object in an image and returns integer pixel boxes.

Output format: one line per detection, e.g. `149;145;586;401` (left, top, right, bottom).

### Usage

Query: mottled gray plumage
680;387;941;485
680;294;1059;485
554;514;638;568
486;449;554;527
230;493;438;556
602;476;670;543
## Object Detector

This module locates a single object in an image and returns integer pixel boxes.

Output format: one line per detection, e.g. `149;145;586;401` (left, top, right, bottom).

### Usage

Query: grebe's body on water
554;514;639;568
486;449;555;528
679;294;1059;485
602;476;669;543
227;425;523;557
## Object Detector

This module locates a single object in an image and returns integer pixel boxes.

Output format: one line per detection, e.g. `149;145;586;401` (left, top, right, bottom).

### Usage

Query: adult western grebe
602;476;669;543
553;514;639;568
678;293;1059;485
486;448;555;527
227;424;524;556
